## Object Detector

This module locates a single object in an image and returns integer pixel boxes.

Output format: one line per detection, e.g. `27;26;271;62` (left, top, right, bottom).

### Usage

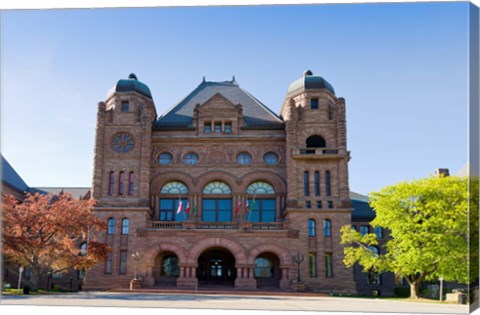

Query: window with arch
203;181;232;222
237;152;253;165
246;181;275;195
246;182;276;222
79;242;87;256
121;218;129;235
108;171;114;195
306;135;326;148
162;255;180;277
254;256;274;278
159;181;189;222
323;219;332;237
183;152;199;165
161;181;189;194
107;218;115;235
308;219;316;237
119;171;125;195
128;172;134;195
203;181;231;194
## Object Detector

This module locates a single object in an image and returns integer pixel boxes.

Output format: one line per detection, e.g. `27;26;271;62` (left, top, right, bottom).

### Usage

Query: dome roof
107;73;152;99
287;70;335;95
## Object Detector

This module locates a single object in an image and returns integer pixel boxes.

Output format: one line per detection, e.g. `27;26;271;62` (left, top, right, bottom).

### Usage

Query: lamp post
439;276;444;302
291;252;304;283
17;266;24;294
131;251;143;280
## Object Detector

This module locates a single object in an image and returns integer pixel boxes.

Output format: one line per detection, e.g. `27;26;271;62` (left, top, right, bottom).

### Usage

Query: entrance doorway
197;249;236;286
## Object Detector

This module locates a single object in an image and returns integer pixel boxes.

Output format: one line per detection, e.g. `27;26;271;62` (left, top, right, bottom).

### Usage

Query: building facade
83;71;357;293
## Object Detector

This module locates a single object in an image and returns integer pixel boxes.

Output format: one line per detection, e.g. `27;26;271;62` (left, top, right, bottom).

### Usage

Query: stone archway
248;243;293;290
187;237;248;264
142;243;187;288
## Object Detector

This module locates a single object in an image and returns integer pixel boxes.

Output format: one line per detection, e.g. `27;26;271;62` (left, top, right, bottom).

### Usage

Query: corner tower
281;70;355;293
92;74;157;206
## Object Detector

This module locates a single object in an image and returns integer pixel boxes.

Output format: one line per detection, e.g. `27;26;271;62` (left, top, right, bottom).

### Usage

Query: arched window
306;135;326;148
79;242;87;256
161;181;189;194
128;172;134;195
107;218;115;235
246;182;276;223
121;218;129;235
254;257;274;278
162;255;180;277
323;219;332;237
119;171;125;195
159;181;189;222
246;182;275;195
203;181;232;222
308;219;316;237
108;171;114;195
203;181;231;194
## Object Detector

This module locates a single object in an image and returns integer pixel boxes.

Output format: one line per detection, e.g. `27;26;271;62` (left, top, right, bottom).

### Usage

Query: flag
177;199;183;214
234;199;242;214
185;202;190;214
245;199;249;214
248;198;256;212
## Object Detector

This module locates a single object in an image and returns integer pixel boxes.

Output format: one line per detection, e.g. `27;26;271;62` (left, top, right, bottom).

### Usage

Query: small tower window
121;218;129;235
308;219;316;237
325;171;331;196
119;171;125;195
311;98;319;109
304;171;310;196
108;171;115;196
323;219;332;237
121;101;129;112
314;171;320;196
128;172;134;195
107;218;115;235
214;122;222;133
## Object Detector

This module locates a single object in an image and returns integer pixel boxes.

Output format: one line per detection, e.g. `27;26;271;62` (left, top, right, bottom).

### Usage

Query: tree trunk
409;282;419;299
29;267;40;291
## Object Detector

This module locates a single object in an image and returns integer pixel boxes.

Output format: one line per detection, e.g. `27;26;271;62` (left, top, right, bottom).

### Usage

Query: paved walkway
0;291;470;314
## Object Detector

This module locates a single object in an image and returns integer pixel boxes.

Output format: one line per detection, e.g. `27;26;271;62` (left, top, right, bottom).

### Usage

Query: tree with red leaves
2;192;109;290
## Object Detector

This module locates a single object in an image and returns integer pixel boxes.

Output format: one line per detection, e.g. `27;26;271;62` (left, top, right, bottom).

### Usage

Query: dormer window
121;101;129;112
224;122;232;133
204;122;212;134
311;98;319;109
214;122;222;133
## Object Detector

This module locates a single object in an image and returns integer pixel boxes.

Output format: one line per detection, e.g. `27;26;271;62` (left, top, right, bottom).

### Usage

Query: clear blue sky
1;2;470;195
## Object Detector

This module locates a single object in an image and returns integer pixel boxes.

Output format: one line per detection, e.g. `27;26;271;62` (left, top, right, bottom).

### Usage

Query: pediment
197;93;241;113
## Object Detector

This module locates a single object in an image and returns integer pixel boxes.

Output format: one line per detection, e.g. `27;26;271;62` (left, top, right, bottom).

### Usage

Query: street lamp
291;252;304;283
439;276;444;301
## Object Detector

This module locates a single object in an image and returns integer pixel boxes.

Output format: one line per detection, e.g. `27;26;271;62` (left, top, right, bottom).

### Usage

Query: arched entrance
153;252;179;287
254;253;281;288
197;248;236;286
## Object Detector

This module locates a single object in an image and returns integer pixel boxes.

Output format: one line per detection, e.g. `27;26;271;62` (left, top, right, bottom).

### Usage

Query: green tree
341;175;469;299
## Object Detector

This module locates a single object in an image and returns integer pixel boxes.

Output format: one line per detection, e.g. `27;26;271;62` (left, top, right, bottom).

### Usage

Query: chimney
435;168;450;178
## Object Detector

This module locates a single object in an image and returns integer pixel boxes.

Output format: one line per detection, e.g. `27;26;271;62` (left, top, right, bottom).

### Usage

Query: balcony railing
292;147;345;159
151;221;285;230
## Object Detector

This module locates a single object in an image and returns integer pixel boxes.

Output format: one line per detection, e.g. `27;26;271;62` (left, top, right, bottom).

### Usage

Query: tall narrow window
214;122;222;132
224;122;232;133
304;171;310;196
310;98;319;109
308;219;316;237
374;227;383;238
323;219;332;237
119;171;125;195
325;171;331;196
325;253;333;278
108;171;114;195
80;243;87;256
105;253;112;274
314;171;320;196
107;218;115;235
308;253;317;277
121;218;129;235
128;172;134;195
119;251;127;274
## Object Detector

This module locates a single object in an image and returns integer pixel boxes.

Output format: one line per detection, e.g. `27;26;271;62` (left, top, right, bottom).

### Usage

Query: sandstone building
82;70;360;293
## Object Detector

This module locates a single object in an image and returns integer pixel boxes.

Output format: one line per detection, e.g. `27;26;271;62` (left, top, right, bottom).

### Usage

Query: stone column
176;263;198;290
279;266;292;290
234;264;256;290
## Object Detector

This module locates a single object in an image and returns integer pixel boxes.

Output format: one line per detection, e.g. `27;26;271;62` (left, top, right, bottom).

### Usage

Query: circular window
263;152;278;165
158;152;173;165
237;152;252;165
183;152;199;165
111;132;135;154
